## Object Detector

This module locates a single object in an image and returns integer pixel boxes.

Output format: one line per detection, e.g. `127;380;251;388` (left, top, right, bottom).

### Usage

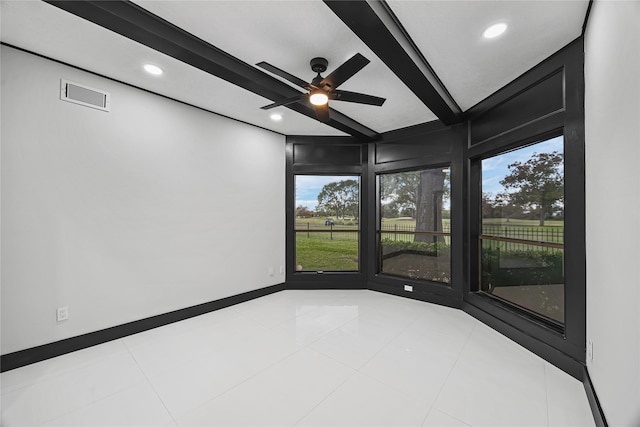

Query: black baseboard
1;283;285;373
285;277;366;290
583;367;608;427
285;283;367;290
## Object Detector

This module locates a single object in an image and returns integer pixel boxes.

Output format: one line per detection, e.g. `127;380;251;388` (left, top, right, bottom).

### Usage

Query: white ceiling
386;0;589;111
0;0;589;138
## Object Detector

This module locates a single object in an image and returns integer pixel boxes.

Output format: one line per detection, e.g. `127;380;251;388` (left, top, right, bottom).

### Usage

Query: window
295;175;360;272
378;167;451;283
480;136;564;324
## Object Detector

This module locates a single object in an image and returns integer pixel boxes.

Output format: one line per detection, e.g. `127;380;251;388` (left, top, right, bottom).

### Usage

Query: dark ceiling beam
581;0;594;36
324;0;462;126
43;0;380;141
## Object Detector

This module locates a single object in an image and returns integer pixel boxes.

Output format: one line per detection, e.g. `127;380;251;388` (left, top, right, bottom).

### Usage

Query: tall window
295;175;360;272
480;136;564;324
378;167;451;283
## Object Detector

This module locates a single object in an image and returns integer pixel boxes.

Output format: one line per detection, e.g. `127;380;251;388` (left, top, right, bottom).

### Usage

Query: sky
295;175;358;211
295;135;563;211
481;135;564;197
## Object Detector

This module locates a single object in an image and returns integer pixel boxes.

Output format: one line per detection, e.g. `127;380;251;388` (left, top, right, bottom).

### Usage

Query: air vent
60;79;110;112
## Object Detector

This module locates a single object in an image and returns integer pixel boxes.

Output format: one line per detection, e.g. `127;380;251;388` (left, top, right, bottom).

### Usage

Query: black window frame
463;39;585;377
293;173;362;274
375;164;453;286
366;123;464;308
472;131;567;332
285;137;369;290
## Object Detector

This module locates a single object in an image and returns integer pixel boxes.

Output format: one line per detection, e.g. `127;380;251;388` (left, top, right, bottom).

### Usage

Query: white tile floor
1;290;595;426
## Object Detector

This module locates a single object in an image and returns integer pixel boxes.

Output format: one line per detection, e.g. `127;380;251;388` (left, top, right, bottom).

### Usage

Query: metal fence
379;223;451;244
480;225;564;253
482;225;563;245
295;222;359;241
295;221;564;249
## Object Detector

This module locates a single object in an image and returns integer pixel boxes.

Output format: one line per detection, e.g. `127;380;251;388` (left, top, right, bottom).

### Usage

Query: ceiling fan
256;53;386;122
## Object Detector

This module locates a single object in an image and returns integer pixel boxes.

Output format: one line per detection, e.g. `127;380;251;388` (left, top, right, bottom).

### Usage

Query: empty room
1;0;638;426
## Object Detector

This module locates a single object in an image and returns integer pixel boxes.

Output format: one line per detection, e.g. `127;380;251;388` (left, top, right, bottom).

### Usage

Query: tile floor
1;290;595;426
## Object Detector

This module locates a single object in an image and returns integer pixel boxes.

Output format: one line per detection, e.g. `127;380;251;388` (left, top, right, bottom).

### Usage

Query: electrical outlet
280;265;285;275
57;306;69;322
587;339;594;362
404;284;413;292
268;267;274;277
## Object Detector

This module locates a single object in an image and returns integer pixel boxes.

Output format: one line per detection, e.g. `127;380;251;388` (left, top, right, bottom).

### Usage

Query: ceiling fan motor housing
310;57;328;74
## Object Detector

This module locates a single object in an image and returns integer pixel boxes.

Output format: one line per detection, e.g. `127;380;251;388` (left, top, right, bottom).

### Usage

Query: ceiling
0;0;590;140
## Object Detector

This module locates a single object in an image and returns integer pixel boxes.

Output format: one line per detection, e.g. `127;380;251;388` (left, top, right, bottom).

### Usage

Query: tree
296;205;314;218
380;169;449;242
380;171;419;218
415;169;447;243
500;151;564;226
316;179;359;219
494;191;525;222
482;193;498;218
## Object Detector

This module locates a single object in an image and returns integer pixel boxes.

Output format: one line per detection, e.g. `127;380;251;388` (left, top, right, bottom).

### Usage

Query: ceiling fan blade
314;103;330;122
261;94;306;110
331;90;386;106
256;61;310;90
320;53;370;90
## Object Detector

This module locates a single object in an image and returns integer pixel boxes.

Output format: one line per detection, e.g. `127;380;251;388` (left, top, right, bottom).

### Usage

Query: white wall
584;1;640;425
0;46;286;354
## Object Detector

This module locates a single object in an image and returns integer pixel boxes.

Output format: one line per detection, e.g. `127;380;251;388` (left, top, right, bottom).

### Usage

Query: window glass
295;175;359;272
378;167;451;283
480;136;564;324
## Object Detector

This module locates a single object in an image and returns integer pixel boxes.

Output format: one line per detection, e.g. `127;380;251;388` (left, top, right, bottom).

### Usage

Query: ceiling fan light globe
310;92;328;106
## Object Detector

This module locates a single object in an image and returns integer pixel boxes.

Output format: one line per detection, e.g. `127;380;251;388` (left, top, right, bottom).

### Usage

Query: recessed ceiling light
483;22;508;39
144;64;163;75
270;113;283;121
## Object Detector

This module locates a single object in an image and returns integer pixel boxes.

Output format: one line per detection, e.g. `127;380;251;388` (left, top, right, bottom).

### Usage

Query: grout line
165;345;310;425
261;294;410;425
423;407;472;427
318;308;433;408
428;320;478;412
543;362;552;427
121;338;179;426
0;340;130;396
353;319;416;373
158;313;315;423
420;406;435;427
292;375;359;426
33;341;152;426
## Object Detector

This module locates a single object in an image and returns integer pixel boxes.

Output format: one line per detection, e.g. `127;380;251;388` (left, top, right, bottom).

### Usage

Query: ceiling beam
43;0;380;141
324;0;462;126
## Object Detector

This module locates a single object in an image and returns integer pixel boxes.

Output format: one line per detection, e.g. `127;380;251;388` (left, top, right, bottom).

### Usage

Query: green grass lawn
295;234;358;271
